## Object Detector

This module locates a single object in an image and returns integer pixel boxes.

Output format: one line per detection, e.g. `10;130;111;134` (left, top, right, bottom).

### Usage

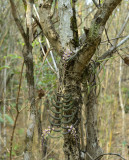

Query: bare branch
96;34;129;73
101;35;127;44
72;0;122;77
33;4;59;77
45;38;59;76
9;0;27;45
38;38;57;74
117;34;129;48
32;14;42;31
113;12;129;46
92;0;115;49
92;0;99;8
97;11;129;67
94;153;126;160
0;28;9;48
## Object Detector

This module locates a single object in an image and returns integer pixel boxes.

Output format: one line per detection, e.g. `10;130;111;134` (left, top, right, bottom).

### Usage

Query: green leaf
4;114;14;125
17;41;25;46
0;113;4;123
18;128;24;135
14;144;18;150
7;54;22;59
0;65;10;71
12;151;16;156
100;0;104;4
122;141;127;146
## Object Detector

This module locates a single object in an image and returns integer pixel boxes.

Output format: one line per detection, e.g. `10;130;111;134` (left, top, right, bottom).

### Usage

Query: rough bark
58;0;73;49
62;74;82;160
23;1;36;159
23;45;36;160
38;0;63;54
72;0;122;76
85;88;102;160
37;1;123;160
83;65;103;160
57;0;82;159
9;0;125;159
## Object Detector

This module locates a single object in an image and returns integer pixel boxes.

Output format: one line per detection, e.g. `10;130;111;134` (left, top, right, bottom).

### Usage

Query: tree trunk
41;98;50;159
119;58;125;157
23;46;36;160
85;90;103;160
61;66;82;160
3;59;7;159
83;65;103;160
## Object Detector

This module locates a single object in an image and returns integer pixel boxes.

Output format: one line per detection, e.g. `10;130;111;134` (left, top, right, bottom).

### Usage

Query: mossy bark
63;73;82;160
83;66;103;160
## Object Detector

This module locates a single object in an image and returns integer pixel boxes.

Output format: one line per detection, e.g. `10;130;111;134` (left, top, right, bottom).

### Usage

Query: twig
50;0;57;18
86;152;93;160
83;7;96;22
104;27;112;46
42;139;61;160
97;12;129;70
92;0;124;56
9;61;24;160
0;97;23;102
0;136;10;153
19;106;27;113
97;34;129;74
13;152;24;159
35;48;50;85
99;34;129;62
0;28;9;48
114;12;129;46
33;4;40;20
100;35;127;43
46;38;59;77
38;38;57;74
117;34;129;48
118;45;129;51
33;4;59;78
92;0;100;8
94;153;126;160
92;0;113;49
32;15;42;31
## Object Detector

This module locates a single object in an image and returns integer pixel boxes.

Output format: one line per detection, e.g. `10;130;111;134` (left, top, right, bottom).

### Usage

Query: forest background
0;0;129;160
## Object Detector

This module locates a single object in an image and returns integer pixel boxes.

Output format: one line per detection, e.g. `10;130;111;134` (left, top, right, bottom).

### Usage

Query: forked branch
73;0;122;77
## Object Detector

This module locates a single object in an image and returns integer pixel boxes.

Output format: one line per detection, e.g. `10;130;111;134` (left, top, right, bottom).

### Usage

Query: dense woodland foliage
0;0;129;160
